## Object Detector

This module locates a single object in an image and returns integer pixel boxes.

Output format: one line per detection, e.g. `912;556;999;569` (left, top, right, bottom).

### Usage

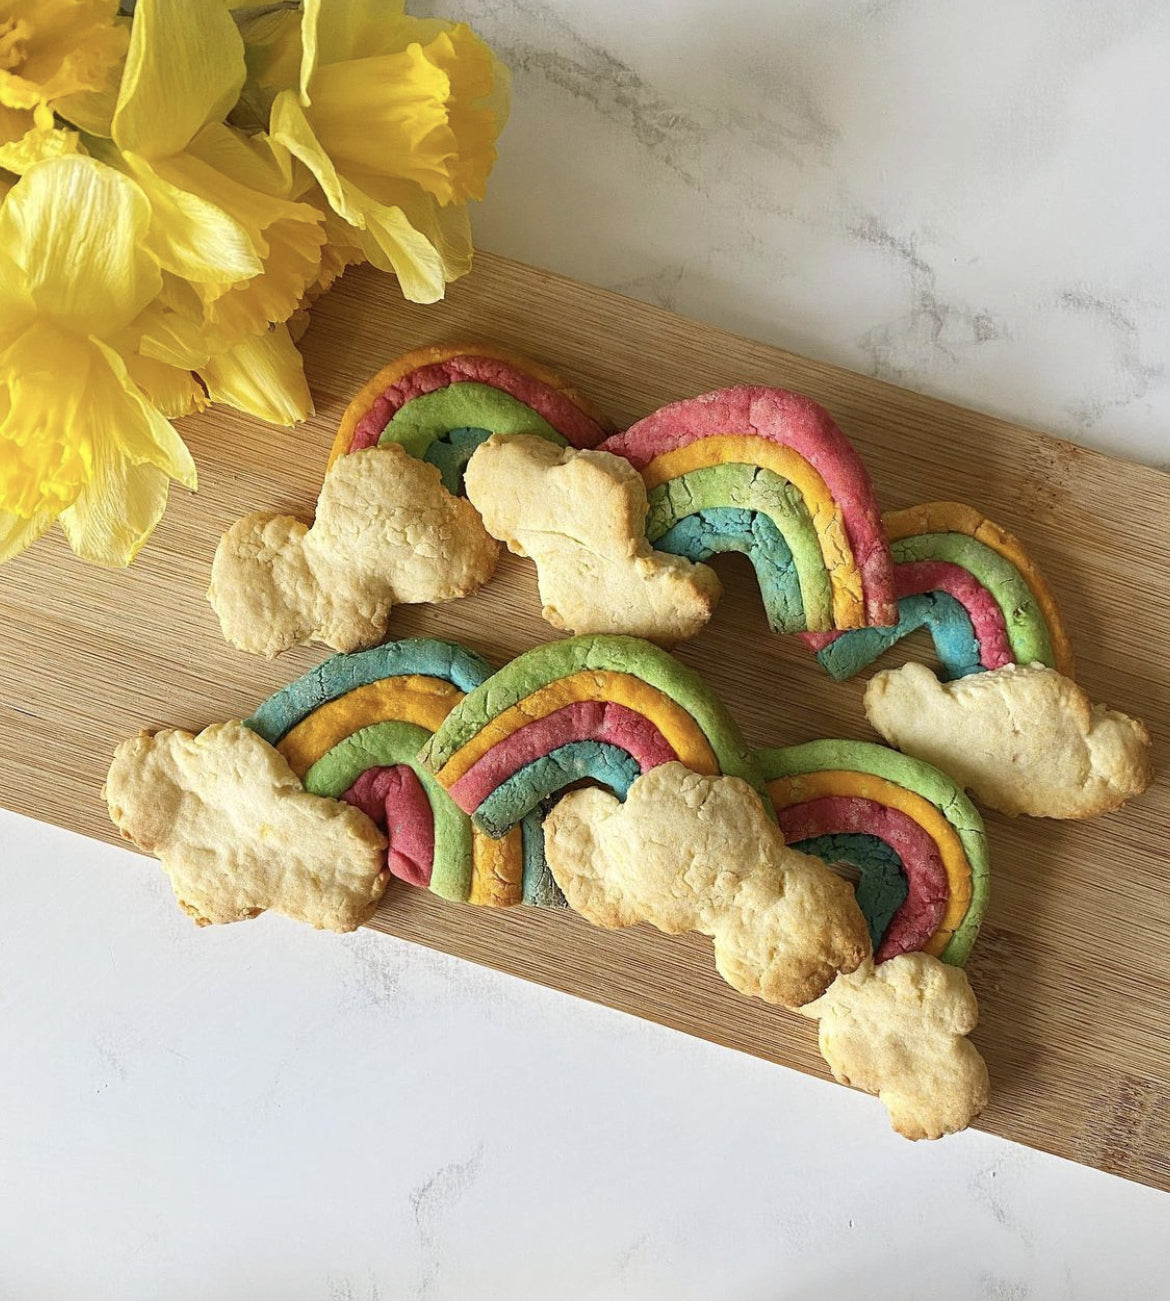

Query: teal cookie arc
475;741;643;838
654;507;805;633
645;463;833;631
815;591;985;682
792;832;909;953
246;639;494;746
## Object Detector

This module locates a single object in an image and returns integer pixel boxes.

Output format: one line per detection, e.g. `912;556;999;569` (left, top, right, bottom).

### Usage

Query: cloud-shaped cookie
543;762;870;1009
801;953;990;1140
864;661;1152;819
105;721;389;931
464;435;721;645
209;444;498;658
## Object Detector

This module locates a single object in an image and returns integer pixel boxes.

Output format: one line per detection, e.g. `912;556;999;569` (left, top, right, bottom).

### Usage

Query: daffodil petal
133;281;219;371
0;104;34;148
0;508;55;564
0;105;79;175
198;325;312;426
123;354;208;420
0;0;128;112
112;0;245;158
88;337;197;488
111;149;262;288
300;0;407;104
55;78;121;137
355;195;449;303
270;88;358;223
0;155;160;336
59;455;171;567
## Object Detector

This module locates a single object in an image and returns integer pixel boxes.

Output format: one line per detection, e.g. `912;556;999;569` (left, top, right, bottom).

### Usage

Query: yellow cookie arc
884;501;1075;678
434;669;721;788
641;434;865;630
766;769;972;956
470;829;526;907
277;676;466;779
275;673;526;908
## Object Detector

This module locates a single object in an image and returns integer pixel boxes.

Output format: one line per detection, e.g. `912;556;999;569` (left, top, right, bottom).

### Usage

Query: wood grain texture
1;254;1167;1189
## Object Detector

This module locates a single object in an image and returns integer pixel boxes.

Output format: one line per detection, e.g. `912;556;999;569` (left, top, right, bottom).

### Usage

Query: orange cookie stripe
328;342;611;469
434;670;721;788
277;676;465;779
469;828;526;907
766;770;971;955
642;434;865;629
884;502;1074;677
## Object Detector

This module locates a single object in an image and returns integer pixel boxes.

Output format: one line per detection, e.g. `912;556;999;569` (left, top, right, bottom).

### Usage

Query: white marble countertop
3;2;1169;1296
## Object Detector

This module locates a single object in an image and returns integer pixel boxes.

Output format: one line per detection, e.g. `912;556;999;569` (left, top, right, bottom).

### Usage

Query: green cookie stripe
758;739;989;966
304;720;474;903
421;635;763;793
892;531;1055;667
645;464;834;631
379;383;568;457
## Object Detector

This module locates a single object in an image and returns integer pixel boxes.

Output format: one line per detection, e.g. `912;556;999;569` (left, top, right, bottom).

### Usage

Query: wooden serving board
2;255;1167;1190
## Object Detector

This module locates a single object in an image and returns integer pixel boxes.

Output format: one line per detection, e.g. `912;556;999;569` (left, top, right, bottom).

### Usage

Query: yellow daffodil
0;156;197;566
60;0;325;425
0;0;127;111
0;100;79;201
268;0;509;303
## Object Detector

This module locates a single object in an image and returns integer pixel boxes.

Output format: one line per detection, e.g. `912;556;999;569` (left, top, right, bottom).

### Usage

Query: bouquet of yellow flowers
0;0;509;567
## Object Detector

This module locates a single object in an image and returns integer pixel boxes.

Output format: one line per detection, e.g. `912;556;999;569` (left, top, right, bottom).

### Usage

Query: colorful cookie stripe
245;640;549;908
645;464;831;631
422;634;764;836
759;740;988;966
804;502;1074;682
328;344;611;486
601;387;896;631
886;503;1074;675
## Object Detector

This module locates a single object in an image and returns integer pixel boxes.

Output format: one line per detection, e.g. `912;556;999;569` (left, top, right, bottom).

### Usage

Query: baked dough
543;762;869;1009
801;953;990;1140
464;435;721;645
864;661;1152;819
209;444;498;657
105;721;389;930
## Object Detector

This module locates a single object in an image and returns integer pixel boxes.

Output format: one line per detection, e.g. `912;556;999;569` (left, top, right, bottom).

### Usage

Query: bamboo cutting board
2;255;1167;1191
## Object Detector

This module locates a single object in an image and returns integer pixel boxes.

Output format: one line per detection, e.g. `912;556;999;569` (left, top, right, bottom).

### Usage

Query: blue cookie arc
245;639;496;745
654;507;805;633
472;741;643;839
814;591;987;682
423;427;494;496
791;832;909;952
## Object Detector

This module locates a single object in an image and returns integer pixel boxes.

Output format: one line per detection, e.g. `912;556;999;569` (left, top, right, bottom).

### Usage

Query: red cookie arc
343;765;436;889
777;795;949;961
447;701;678;812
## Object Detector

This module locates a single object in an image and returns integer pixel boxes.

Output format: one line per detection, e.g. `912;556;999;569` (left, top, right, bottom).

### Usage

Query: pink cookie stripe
447;701;678;814
893;560;1014;670
350;356;607;452
601;387;896;626
778;794;948;961
802;558;1016;669
343;765;435;889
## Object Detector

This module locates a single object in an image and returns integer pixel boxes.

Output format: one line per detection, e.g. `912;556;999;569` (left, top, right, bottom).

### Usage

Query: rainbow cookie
328;343;612;492
600;387;897;634
759;739;989;965
804;502;1074;682
246;639;558;908
420;634;764;838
